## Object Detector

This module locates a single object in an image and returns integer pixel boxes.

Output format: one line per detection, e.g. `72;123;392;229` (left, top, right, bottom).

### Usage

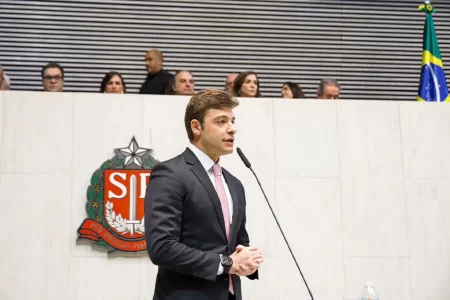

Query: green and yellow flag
417;1;449;102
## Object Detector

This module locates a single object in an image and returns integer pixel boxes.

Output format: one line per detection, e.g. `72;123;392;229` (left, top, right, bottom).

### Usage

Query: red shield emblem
77;137;158;253
104;170;150;238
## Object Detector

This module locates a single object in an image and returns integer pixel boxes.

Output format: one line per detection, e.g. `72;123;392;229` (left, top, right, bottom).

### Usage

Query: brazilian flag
417;2;449;102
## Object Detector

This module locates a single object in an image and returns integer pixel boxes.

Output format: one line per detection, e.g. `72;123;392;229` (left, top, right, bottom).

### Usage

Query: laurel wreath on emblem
85;153;158;248
105;201;145;234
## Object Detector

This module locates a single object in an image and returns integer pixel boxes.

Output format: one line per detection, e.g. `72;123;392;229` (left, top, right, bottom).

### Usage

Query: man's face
173;72;194;95
318;84;340;100
194;108;237;161
225;74;238;93
145;51;162;74
42;68;64;92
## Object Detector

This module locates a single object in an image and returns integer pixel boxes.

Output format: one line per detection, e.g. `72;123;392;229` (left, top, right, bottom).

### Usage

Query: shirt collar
188;143;220;173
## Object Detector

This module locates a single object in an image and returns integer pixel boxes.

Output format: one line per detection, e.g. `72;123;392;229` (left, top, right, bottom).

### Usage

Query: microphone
236;147;314;300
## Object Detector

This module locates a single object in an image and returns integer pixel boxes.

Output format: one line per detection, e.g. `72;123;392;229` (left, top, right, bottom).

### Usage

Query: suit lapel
183;148;228;241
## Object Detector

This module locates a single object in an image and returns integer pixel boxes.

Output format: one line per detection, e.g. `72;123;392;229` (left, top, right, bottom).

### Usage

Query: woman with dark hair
100;71;126;93
281;82;305;99
232;71;262;97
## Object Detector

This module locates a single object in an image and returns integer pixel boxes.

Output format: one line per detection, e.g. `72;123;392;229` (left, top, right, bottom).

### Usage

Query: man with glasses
42;62;64;92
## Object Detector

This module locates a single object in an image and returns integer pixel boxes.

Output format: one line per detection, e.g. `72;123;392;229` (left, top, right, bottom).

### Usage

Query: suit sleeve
145;162;219;282
235;184;259;280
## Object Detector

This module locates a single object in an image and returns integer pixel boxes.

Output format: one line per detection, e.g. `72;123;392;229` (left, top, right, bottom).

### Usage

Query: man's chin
221;147;234;156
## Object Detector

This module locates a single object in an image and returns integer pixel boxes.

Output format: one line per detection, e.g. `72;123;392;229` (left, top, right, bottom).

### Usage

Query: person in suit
145;89;263;300
139;49;173;94
164;70;195;96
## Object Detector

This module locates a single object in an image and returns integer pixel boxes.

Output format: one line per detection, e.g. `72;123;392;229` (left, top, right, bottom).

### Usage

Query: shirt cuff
217;255;223;275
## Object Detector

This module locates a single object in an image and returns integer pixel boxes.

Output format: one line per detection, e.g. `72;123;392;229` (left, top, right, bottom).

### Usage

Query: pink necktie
212;164;234;295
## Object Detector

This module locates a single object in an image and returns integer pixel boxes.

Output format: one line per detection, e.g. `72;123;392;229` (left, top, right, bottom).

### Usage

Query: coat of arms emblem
77;137;158;253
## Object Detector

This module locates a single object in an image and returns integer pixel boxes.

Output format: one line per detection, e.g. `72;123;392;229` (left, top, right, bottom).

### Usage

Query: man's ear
191;119;202;137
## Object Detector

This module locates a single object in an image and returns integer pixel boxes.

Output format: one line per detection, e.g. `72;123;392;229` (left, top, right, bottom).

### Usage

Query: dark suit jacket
145;148;258;300
139;70;173;94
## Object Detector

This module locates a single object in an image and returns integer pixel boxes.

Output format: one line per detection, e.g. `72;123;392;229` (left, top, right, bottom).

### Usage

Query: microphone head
236;147;252;168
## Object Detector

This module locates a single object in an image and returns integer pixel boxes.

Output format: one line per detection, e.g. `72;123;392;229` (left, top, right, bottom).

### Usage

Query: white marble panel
273;99;339;178
276;177;344;300
405;179;450;300
0;91;74;173
340;176;408;257
337;101;403;178
344;257;411;300
69;257;141;300
0;174;71;300
140;257;159;300
241;257;279;300
338;101;407;257
71;92;144;256
142;95;190;161
400;102;450;179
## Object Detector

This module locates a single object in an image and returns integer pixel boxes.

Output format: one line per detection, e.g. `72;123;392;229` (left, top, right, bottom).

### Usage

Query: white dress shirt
187;143;233;275
188;144;233;222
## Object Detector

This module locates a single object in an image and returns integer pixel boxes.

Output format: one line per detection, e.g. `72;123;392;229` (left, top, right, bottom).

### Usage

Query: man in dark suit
145;89;263;300
139;49;173;94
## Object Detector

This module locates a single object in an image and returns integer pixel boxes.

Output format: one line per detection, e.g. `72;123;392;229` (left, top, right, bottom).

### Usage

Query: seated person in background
232;71;262;98
224;73;238;93
100;71;126;94
42;62;64;92
139;49;173;94
165;70;194;96
281;82;305;99
317;79;340;100
0;65;10;90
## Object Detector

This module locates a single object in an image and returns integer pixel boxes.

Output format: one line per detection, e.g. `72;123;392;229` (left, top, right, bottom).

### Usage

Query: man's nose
228;124;237;133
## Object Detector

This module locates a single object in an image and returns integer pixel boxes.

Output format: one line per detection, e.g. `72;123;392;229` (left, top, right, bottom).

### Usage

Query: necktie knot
212;164;222;177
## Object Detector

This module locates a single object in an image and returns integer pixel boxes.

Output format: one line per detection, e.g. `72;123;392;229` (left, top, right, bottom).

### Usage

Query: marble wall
0;91;448;300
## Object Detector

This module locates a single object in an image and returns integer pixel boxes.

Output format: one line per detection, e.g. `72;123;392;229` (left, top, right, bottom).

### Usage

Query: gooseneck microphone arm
236;147;314;300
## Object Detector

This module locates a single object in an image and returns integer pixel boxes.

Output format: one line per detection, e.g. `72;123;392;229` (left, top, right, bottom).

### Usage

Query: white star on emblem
116;137;150;168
